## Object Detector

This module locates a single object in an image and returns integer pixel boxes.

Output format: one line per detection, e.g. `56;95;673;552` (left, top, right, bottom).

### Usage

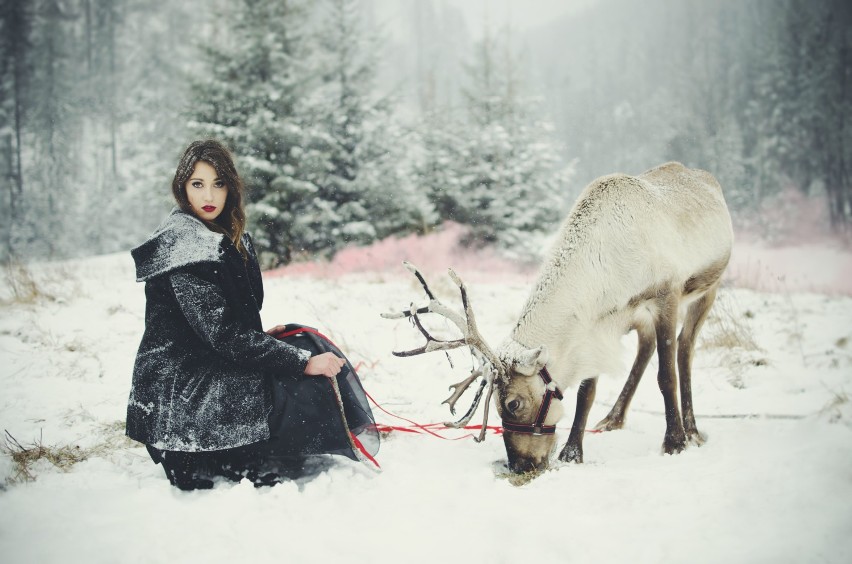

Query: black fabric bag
264;324;380;464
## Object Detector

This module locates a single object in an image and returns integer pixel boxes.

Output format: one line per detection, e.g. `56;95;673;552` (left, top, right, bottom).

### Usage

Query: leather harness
501;367;564;436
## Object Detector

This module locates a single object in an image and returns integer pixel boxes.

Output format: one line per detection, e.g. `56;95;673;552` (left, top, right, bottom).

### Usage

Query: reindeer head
495;344;565;473
383;263;564;475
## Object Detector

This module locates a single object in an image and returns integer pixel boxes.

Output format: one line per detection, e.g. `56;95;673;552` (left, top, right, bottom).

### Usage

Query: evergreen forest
1;0;849;263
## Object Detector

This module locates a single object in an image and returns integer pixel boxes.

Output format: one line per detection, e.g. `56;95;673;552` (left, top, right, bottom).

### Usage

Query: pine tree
299;0;435;256
419;27;569;258
190;0;321;266
192;0;433;264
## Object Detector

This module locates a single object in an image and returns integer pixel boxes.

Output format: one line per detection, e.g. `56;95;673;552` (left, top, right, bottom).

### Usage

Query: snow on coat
126;208;310;452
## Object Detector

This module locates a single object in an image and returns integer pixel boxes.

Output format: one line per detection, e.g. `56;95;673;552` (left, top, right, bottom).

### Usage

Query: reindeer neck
510;308;584;390
511;229;589;347
509;237;626;390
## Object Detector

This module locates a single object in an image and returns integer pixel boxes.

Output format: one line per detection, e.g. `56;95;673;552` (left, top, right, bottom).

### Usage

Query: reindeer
383;162;733;474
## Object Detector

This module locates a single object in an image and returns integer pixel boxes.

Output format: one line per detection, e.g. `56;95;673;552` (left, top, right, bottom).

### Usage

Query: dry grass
1;259;44;305
818;389;849;425
504;469;544;487
699;292;766;389
491;460;546;487
1;259;83;307
2;422;135;485
95;420;137;451
2;430;89;484
700;293;760;351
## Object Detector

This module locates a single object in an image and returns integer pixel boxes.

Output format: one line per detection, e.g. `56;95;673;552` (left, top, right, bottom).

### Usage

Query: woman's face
185;161;227;222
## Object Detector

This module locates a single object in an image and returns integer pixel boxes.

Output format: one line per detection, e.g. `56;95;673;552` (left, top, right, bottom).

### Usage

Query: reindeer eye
507;399;521;414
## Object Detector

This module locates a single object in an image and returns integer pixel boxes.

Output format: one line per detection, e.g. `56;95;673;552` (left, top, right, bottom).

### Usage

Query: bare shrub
818;389;849;425
0;259;85;307
699;292;766;389
1;259;44;305
700;292;760;351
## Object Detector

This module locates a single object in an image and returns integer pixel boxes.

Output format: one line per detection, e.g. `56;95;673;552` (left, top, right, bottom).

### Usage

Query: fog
1;0;849;261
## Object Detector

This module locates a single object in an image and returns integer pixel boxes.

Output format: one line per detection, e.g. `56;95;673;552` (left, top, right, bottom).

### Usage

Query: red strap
277;331;485;439
277;326;335;345
350;432;381;469
362;386;503;440
279;330;596;441
277;327;385;466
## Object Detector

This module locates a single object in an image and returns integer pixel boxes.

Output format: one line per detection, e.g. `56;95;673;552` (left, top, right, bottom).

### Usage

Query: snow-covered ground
1;238;851;564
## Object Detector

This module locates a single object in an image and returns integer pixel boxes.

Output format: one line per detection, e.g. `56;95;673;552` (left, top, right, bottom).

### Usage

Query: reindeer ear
514;345;549;376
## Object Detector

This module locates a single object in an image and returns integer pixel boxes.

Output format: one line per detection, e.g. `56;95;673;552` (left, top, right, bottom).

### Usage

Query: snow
1;243;851;564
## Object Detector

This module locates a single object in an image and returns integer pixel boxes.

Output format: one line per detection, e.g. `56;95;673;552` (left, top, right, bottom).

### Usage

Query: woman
127;140;362;490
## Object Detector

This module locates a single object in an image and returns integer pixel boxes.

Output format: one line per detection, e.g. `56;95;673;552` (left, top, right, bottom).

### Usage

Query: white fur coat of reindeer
386;162;733;474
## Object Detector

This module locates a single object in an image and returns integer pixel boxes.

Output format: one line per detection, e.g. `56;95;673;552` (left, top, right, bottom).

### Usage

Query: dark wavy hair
172;140;248;257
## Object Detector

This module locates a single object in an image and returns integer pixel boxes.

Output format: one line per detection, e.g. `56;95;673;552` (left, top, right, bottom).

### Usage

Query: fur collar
131;208;226;282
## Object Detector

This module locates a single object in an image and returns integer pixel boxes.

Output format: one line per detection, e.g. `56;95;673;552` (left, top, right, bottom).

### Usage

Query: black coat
126;208;309;452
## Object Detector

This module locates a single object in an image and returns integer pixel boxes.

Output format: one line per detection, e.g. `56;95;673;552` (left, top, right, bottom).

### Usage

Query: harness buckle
532;426;542;436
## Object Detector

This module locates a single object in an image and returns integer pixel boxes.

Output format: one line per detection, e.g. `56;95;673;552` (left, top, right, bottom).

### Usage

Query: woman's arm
169;265;310;376
265;325;344;378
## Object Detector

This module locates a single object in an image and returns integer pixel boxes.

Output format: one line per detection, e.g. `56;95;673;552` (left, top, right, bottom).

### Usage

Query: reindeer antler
382;262;503;442
443;349;489;414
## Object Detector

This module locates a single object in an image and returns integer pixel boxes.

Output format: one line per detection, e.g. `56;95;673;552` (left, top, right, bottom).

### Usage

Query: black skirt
146;324;379;489
263;324;380;461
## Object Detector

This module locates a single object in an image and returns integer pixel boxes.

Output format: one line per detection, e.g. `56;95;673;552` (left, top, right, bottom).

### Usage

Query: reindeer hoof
662;433;687;455
593;415;625;432
686;429;706;447
558;444;583;464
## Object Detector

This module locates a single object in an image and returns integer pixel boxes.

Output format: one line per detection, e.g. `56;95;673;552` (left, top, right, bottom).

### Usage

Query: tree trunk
838;1;851;226
84;0;92;73
108;0;118;178
11;2;25;198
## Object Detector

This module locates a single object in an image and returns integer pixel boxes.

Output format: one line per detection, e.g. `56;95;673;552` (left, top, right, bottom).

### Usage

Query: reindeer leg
594;321;656;431
558;377;597;463
677;285;718;446
656;291;687;454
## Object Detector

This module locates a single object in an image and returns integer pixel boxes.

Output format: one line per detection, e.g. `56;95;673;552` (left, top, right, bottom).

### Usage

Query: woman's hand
304;352;345;378
265;325;288;338
266;327;343;377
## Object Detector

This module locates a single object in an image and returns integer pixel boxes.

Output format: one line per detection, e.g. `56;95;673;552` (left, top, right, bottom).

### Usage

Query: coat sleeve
169;265;310;376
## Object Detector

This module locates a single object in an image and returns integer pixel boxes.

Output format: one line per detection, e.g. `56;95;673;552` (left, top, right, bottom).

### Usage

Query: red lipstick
202;205;216;212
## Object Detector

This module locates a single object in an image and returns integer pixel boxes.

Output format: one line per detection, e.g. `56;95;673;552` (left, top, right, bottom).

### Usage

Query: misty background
1;0;849;265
